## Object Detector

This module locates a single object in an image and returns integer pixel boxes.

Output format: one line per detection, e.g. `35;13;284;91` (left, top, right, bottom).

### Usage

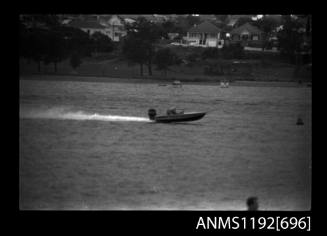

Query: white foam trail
20;108;151;122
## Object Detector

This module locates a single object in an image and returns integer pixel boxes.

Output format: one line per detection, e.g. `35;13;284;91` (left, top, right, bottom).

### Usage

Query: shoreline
20;74;310;88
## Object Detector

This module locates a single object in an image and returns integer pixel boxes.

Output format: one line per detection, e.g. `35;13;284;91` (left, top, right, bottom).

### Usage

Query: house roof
99;15;112;21
227;18;238;26
113;15;126;22
119;15;140;20
188;21;221;34
68;20;106;29
230;23;263;35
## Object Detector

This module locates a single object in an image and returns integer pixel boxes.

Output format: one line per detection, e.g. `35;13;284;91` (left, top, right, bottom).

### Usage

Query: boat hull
154;112;206;123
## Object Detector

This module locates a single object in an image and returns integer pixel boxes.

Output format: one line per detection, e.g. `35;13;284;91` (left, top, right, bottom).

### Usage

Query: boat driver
167;107;177;115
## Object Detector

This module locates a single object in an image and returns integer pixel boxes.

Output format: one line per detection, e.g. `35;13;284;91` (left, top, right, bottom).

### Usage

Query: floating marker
296;118;304;125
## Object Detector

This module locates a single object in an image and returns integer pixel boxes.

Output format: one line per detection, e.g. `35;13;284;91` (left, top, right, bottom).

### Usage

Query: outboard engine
148;109;157;120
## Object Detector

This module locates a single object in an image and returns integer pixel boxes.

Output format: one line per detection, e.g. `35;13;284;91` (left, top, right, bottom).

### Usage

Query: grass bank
19;54;310;85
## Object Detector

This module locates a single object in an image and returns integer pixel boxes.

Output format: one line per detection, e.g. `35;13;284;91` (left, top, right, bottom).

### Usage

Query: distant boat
220;81;229;88
148;109;206;123
172;80;182;87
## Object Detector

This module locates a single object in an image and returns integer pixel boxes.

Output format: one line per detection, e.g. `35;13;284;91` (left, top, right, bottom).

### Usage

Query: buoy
246;196;259;211
296;118;304;125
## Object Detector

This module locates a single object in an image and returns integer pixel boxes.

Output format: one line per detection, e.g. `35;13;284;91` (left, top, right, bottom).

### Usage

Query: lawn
19;48;309;83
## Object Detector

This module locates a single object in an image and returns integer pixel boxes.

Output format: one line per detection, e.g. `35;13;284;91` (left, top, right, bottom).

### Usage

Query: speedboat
148;109;206;123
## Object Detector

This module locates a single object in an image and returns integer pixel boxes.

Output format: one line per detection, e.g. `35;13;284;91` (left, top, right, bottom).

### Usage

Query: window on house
252;35;259;40
241;34;249;41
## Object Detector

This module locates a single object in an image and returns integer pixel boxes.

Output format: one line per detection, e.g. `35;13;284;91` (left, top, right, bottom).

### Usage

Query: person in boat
166;107;184;116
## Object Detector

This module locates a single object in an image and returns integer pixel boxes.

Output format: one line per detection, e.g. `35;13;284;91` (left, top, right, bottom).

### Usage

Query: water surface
19;80;312;210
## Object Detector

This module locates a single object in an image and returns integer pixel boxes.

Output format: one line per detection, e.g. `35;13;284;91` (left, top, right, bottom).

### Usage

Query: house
186;21;223;48
229;23;263;45
68;15;132;42
99;15;127;42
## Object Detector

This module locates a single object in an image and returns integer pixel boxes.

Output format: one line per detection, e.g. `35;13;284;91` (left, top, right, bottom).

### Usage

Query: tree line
20;15;115;73
20;15;311;76
19;15;182;76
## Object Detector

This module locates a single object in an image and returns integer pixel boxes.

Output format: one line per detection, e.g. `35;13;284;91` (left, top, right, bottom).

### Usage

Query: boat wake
20;107;151;122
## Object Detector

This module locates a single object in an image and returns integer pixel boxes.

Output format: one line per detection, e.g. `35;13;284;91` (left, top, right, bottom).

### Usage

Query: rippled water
19;79;311;210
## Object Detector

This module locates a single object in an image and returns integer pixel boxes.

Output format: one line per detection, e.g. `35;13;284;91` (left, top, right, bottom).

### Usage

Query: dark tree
154;48;177;77
122;34;148;76
122;17;161;76
20;15;58;72
174;16;198;35
20;27;49;72
60;26;93;57
234;16;255;28
19;21;30;58
185;15;202;28
277;15;305;63
70;53;82;71
20;14;61;29
43;27;70;72
215;15;229;23
159;21;177;39
20;15;94;73
253;16;280;50
91;32;114;54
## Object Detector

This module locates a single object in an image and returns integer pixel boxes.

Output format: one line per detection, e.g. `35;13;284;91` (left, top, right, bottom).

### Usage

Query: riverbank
20;56;311;85
20;74;310;88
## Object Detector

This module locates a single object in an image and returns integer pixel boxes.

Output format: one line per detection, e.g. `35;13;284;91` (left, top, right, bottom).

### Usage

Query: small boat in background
220;81;229;88
172;80;182;87
148;108;206;123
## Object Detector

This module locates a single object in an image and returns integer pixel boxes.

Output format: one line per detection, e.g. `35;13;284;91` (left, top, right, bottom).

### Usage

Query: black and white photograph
19;14;312;211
